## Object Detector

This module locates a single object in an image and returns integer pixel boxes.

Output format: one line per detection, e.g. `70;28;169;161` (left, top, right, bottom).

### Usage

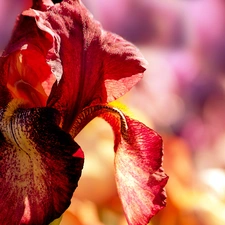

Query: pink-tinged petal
0;100;84;225
114;116;168;225
22;0;147;131
71;105;168;224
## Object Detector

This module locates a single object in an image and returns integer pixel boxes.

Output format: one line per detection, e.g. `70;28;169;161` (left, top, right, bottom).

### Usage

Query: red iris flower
0;0;168;224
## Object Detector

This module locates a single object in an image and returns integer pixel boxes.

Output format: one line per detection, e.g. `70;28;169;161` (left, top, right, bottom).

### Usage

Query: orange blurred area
60;0;225;224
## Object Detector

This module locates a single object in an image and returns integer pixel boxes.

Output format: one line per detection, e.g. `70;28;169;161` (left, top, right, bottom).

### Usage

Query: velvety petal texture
0;100;83;225
20;0;147;131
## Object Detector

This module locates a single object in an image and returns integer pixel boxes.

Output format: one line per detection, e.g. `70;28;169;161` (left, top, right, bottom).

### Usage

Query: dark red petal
71;105;168;225
0;58;12;107
22;0;147;131
114;116;168;225
32;0;54;10
0;100;84;225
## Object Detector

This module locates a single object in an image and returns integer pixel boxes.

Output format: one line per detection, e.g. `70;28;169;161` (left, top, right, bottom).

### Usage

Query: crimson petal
0;58;12;107
71;105;168;225
114;116;168;225
21;0;147;131
0;100;84;225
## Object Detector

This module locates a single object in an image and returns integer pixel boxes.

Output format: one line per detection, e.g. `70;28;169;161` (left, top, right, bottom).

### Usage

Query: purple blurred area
0;0;32;51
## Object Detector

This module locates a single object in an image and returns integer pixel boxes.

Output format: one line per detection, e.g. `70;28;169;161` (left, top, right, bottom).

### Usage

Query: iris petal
0;1;167;224
71;105;168;225
19;0;147;132
5;49;54;107
114;116;168;225
0;100;84;225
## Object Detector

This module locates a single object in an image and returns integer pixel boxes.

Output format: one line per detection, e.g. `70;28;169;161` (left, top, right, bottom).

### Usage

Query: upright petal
21;0;147;131
0;100;84;225
0;6;59;107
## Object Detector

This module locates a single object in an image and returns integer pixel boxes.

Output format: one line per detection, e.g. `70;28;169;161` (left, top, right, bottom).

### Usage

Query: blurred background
70;0;225;224
1;0;225;224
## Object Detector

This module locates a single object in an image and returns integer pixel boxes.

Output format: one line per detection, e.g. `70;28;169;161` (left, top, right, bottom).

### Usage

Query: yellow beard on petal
2;98;26;119
0;99;82;224
0;99;48;208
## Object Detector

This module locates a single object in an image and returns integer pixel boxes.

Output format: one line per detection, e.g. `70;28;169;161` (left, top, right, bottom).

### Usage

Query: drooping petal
113;116;168;225
71;105;168;225
0;99;84;225
21;0;147;131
